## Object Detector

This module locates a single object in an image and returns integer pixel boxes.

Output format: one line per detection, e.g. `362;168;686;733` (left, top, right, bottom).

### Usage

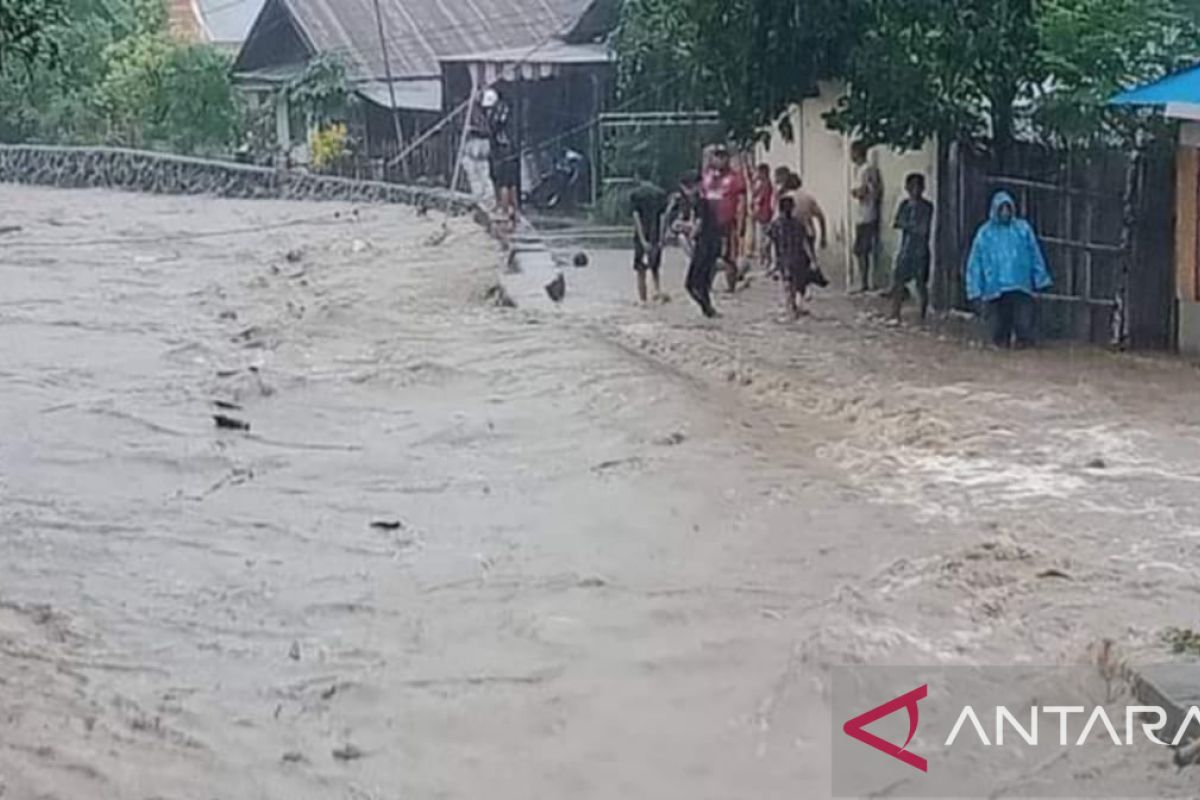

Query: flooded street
3;186;1200;798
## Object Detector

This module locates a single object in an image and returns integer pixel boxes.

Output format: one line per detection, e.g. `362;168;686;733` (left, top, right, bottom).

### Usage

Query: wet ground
3;186;1200;798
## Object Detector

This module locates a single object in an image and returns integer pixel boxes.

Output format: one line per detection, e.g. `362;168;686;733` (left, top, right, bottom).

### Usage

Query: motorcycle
523;149;587;211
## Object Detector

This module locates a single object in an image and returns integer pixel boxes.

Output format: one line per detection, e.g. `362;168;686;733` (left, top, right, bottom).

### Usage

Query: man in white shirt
850;142;882;293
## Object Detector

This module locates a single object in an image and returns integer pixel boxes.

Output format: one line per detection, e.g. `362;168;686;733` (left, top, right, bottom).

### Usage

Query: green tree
287;54;353;126
161;45;237;153
615;0;1198;158
614;0;702;112
0;0;239;153
827;0;1040;160
0;0;67;73
615;0;862;143
1036;0;1200;146
97;31;172;146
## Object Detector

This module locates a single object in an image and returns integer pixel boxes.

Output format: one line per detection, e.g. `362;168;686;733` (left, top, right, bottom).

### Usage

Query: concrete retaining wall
0;144;474;213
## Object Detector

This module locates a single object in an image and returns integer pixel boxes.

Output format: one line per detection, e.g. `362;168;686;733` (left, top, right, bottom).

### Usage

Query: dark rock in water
332;744;364;762
573;252;589;268
545;273;566;303
484;284;516;308
424;222;449;247
232;326;267;345
285;248;304;263
213;414;250;432
288;640;300;661
653;432;687;447
504;249;521;274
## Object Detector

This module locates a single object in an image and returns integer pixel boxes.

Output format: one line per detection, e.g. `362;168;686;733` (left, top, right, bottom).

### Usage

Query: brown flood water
2;186;1200;798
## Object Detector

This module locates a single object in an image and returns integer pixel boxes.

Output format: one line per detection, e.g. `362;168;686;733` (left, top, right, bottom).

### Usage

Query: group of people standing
628;142;930;323
628;142;1053;348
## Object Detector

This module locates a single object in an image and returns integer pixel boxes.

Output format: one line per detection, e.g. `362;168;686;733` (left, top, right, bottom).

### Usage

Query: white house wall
756;82;939;292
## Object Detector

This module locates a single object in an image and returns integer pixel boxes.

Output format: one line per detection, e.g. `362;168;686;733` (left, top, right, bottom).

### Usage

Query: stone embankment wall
0;145;473;212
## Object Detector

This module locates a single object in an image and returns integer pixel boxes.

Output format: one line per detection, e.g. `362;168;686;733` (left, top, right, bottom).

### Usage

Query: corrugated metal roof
198;0;266;44
1112;63;1200;106
356;78;443;111
282;0;596;81
439;40;612;65
440;40;611;85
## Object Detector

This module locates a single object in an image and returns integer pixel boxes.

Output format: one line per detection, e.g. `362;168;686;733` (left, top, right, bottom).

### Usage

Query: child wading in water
768;195;816;318
890;172;935;324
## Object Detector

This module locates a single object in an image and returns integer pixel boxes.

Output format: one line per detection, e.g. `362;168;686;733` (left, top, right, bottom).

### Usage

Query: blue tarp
1111;64;1200;106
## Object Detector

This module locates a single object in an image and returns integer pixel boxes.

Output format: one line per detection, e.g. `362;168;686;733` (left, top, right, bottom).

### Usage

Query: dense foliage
615;0;860;142
828;0;1041;156
0;0;239;154
0;0;68;73
1035;0;1199;145
286;54;353;126
615;0;1200;151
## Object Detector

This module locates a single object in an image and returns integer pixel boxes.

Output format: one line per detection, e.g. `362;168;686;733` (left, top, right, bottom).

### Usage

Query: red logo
842;685;929;772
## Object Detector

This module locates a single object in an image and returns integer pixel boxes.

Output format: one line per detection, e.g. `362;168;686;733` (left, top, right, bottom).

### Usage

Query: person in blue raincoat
965;190;1053;348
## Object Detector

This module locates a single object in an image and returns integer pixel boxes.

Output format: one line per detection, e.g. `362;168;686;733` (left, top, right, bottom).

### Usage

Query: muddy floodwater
3;186;1200;798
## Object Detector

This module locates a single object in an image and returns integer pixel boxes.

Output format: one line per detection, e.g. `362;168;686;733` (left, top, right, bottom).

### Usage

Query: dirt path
1;187;1197;798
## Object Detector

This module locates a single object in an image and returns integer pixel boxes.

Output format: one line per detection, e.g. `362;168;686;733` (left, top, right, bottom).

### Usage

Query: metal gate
596;110;722;196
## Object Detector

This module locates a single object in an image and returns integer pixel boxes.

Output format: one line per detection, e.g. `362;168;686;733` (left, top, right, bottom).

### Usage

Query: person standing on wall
850;142;883;294
482;88;517;223
965;190;1053;349
460;91;493;205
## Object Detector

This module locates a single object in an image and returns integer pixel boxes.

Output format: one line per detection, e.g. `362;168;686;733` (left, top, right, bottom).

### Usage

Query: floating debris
545;273;566;303
483;284;516;309
213;414;250;432
653;432;687;447
1036;568;1071;580
332;744;364;762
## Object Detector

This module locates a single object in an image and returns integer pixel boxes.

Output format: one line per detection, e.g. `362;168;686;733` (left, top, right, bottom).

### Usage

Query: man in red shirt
751;163;774;271
702;144;747;292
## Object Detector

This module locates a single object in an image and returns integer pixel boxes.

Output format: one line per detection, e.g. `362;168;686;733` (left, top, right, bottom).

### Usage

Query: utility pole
371;0;408;180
